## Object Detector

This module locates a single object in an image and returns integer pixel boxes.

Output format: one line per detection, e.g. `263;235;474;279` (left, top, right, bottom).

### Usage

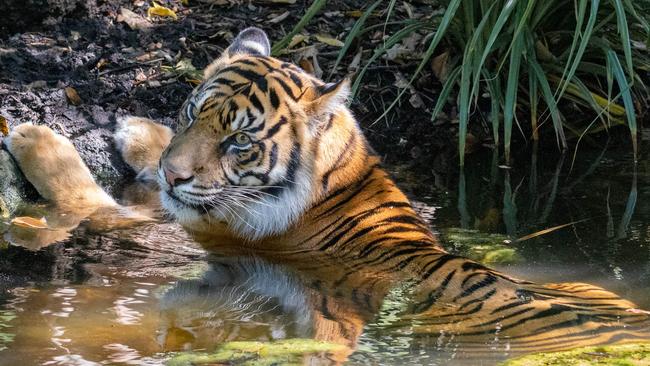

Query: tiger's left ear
204;27;271;79
306;79;351;120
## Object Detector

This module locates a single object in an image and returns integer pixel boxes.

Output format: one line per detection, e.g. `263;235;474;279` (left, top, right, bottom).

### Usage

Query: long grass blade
610;0;634;76
606;49;637;161
514;219;591;243
529;54;567;150
555;0;600;102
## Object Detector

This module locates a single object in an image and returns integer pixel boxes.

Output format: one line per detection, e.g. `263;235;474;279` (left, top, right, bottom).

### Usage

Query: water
0;145;649;365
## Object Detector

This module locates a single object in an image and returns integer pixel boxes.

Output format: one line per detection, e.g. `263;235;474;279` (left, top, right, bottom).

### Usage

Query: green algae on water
167;338;347;366
500;343;650;366
443;228;522;265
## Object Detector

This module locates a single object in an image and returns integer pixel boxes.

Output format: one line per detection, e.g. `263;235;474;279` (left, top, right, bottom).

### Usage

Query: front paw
114;116;173;181
4;123;114;208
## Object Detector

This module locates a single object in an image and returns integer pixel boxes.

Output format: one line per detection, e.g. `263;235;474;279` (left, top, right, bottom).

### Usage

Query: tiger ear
204;27;271;79
306;79;351;118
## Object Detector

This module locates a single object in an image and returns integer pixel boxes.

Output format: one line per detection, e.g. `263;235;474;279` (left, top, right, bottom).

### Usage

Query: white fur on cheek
214;164;314;241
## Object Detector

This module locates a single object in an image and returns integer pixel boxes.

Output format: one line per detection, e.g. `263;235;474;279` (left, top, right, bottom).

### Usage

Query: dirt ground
0;0;460;212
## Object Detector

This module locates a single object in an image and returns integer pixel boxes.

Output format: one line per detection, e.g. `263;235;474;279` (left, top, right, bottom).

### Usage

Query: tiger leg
3;123;115;209
114;116;173;182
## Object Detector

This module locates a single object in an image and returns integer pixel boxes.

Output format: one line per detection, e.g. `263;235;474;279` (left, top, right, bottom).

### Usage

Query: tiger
3;27;649;364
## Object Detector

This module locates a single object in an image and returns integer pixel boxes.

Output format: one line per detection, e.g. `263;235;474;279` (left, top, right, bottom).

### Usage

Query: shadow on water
0;145;648;365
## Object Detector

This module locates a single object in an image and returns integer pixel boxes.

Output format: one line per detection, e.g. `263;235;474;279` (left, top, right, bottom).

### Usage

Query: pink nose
163;164;193;187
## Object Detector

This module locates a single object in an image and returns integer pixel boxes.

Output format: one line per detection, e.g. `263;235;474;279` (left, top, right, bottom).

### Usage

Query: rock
0;150;27;216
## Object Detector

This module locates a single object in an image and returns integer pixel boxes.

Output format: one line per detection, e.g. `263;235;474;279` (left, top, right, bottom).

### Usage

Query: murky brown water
1;146;649;365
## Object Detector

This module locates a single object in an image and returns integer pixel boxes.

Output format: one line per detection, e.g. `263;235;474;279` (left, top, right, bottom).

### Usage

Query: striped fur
147;28;650;361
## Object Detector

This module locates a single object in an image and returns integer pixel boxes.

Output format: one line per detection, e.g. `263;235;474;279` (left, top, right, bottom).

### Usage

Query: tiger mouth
165;189;217;211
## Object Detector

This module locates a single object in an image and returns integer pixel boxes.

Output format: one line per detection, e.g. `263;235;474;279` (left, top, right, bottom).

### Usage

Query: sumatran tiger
3;27;649;364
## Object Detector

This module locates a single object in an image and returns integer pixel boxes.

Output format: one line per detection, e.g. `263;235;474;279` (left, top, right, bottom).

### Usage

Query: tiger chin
3;27;650;359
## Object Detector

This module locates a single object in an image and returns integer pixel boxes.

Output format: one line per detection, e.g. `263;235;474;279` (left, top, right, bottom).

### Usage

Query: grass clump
289;0;650;165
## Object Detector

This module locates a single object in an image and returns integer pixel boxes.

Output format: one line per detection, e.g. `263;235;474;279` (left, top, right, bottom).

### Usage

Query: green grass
278;0;650;166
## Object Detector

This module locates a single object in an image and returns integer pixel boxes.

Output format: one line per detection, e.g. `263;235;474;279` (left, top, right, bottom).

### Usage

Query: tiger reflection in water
3;27;649;364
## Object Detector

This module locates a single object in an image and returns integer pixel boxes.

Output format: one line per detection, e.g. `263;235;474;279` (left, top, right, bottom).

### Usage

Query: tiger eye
234;132;251;146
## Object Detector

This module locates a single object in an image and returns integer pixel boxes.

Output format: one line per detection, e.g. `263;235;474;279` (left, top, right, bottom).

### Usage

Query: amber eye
233;132;251;147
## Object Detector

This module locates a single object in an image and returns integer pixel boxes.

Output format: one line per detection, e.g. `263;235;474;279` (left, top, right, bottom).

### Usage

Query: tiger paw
3;123;115;209
114;116;173;181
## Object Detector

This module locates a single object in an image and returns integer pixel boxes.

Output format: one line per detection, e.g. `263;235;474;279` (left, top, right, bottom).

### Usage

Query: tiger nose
162;164;194;187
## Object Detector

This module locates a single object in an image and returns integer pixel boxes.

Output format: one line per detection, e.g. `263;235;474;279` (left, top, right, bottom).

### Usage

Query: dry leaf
345;10;364;17
11;216;49;229
147;2;178;20
394;72;424;109
288;34;309;49
431;51;450;82
65;87;82;106
118;7;153;30
315;34;344;48
268;11;290;24
0;115;8;137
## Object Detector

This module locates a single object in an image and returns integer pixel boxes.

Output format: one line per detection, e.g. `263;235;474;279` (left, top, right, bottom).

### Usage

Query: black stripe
413;270;457;313
273;76;298;100
269;87;280;109
249;91;264;114
264;116;288;139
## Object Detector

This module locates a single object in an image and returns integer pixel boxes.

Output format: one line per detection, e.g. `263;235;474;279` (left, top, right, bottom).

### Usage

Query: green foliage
342;0;650;165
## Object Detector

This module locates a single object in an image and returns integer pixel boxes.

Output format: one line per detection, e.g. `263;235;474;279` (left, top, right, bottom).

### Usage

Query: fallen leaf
147;2;178;20
117;7;153;30
181;0;189;4
394;72;424;109
65;87;82;106
11;216;49;229
345;10;364;17
268;11;290;24
0;115;8;136
315;34;344;47
288;34;309;49
431;51;450;82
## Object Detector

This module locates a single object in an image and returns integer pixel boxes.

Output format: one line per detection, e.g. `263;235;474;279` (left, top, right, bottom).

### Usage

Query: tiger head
159;28;370;240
